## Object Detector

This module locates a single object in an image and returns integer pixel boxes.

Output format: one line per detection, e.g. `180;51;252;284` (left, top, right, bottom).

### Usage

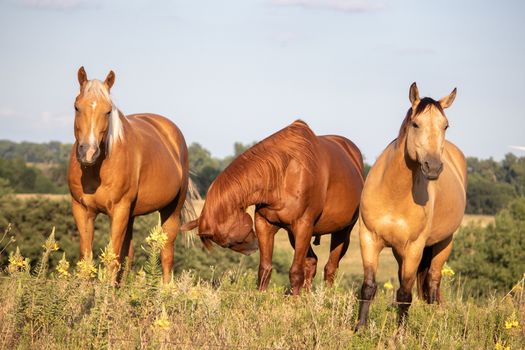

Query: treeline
1;139;524;215
466;154;525;214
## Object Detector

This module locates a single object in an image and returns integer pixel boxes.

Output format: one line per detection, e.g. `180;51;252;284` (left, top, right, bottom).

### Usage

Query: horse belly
314;180;361;233
133;154;183;215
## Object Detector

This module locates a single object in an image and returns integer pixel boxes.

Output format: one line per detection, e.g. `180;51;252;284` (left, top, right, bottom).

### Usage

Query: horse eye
412;122;419;128
75;106;79;112
106;110;112;116
445;124;449;130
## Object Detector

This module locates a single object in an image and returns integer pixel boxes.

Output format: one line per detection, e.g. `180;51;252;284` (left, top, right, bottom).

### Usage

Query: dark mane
397;97;444;142
206;120;318;219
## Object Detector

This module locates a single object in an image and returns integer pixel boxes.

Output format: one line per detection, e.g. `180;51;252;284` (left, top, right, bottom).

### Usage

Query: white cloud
18;0;97;10
270;0;383;13
396;47;437;56
509;145;525;152
0;108;19;117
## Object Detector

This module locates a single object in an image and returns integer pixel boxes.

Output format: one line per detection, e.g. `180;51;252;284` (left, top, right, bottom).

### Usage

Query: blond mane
83;80;124;155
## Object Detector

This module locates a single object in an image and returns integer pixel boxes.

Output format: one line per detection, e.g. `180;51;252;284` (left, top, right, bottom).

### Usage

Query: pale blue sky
0;0;524;161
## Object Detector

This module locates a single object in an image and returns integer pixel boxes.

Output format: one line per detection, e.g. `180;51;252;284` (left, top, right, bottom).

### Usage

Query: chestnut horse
356;83;467;327
182;120;364;295
68;67;195;283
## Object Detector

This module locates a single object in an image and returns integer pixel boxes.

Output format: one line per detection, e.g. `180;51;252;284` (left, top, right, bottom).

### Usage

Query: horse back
126;113;187;163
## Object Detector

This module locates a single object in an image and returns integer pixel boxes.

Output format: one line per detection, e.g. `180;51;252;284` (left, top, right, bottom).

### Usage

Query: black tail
417;246;433;301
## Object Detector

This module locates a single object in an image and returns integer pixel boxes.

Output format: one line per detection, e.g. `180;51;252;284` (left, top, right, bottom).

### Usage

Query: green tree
450;197;525;297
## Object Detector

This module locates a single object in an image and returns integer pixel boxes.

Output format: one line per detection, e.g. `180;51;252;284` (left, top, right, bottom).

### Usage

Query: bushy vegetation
2;140;525;214
450;197;525;297
0;228;523;349
467;154;525;214
0;196;292;287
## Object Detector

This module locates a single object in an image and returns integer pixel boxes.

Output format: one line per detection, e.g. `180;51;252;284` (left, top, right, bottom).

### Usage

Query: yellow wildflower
383;281;394;290
8;247;30;273
146;226;168;246
504;312;519;330
441;264;455;277
100;244;118;267
42;227;59;252
154;305;171;331
495;340;510;350
76;256;97;280
56;252;70;277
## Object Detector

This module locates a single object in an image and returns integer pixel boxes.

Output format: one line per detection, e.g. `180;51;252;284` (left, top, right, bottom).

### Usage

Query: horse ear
78;66;88;87
439;87;457;109
181;219;198;231
409;82;420;107
104;70;116;91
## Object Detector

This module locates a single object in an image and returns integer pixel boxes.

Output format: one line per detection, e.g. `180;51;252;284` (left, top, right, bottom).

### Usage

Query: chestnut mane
205;120;318;219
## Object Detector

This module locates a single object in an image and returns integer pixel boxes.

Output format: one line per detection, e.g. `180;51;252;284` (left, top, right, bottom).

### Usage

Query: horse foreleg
396;243;425;326
72;199;97;260
119;217;134;282
160;202;183;284
288;220;314;296
356;222;383;330
109;204;132;284
425;236;453;304
255;212;279;291
286;229;317;291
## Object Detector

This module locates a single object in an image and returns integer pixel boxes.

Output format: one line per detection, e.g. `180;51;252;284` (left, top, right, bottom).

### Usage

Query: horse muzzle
77;143;101;166
229;239;259;256
421;157;443;180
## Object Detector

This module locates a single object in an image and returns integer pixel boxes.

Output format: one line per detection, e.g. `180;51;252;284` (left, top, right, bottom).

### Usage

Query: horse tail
180;177;201;247
417;246;433;301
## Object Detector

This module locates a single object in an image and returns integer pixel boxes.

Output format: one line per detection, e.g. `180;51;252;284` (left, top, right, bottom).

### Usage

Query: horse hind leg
323;224;353;287
420;236;453;304
304;247;318;290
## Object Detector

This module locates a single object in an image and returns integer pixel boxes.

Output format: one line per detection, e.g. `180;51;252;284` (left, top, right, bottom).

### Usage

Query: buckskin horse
68;67;195;283
356;83;467;328
182;120;364;295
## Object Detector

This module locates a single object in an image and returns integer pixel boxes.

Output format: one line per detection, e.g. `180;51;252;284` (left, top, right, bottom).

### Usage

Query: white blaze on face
86;100;98;162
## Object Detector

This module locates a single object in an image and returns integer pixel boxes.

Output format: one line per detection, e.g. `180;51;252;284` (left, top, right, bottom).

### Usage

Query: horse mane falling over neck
206;120;319;217
83;79;124;155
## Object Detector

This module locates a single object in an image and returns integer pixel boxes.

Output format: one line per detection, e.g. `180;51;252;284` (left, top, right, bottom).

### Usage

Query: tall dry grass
0;227;523;350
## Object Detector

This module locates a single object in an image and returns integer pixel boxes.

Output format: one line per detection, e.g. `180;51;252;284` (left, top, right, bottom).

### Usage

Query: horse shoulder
443;141;467;187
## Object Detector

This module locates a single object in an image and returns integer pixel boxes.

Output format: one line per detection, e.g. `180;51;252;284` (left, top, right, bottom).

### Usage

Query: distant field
14;193;69;201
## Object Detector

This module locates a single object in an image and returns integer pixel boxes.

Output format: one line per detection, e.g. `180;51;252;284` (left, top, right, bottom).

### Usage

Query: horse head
74;66;118;166
181;205;258;255
405;82;457;180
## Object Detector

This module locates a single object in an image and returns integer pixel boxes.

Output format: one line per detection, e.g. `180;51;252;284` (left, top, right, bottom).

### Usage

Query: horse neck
382;136;427;199
207;160;277;215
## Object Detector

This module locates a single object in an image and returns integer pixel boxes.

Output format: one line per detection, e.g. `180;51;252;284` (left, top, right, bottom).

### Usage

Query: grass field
0;229;523;349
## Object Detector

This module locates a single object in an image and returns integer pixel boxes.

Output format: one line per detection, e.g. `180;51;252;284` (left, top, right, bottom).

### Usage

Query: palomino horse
356;83;467;327
182;120;364;295
68;67;194;283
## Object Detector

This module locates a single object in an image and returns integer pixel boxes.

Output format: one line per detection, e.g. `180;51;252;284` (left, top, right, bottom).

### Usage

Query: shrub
450;197;525;297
